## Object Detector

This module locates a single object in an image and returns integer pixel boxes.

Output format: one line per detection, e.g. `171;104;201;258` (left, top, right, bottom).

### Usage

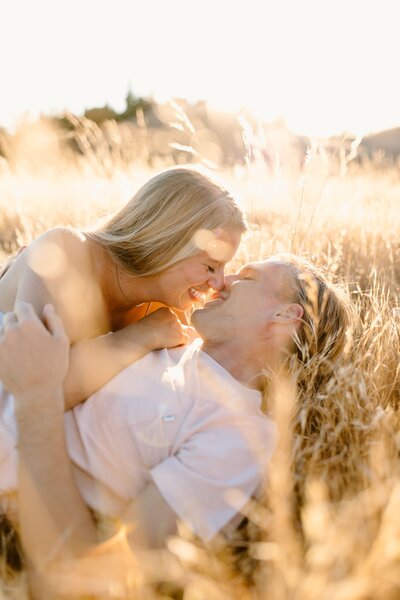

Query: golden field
0;119;399;600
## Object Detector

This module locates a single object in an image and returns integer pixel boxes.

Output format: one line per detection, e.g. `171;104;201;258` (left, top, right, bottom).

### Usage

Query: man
0;255;352;598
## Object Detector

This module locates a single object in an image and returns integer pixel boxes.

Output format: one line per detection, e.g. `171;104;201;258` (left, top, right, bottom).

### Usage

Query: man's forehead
239;258;289;275
237;260;292;298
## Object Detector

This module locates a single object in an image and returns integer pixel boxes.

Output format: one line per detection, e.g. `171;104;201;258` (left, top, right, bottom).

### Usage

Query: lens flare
193;229;233;262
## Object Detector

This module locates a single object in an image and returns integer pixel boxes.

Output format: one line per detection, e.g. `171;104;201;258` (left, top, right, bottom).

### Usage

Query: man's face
191;259;291;342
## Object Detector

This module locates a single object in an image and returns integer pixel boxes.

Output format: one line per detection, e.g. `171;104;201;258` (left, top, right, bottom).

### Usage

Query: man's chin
203;298;224;308
190;307;202;328
192;295;222;318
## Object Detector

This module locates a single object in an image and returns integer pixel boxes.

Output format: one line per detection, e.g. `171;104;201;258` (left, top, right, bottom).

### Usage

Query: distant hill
359;127;400;160
0;92;398;169
0;94;309;170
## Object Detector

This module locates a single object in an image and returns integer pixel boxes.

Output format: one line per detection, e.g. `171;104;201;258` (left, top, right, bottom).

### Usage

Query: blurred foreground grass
0;127;399;599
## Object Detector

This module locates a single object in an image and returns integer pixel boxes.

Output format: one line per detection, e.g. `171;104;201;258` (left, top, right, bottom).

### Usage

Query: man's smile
202;288;230;307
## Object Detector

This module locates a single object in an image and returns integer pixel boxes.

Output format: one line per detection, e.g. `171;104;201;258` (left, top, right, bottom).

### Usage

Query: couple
0;253;352;598
0;165;352;596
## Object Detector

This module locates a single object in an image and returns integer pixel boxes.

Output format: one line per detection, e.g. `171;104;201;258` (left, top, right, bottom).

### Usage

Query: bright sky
1;0;399;137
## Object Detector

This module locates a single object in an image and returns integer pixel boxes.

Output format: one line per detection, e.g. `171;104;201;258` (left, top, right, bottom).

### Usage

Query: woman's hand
139;307;198;350
63;308;198;409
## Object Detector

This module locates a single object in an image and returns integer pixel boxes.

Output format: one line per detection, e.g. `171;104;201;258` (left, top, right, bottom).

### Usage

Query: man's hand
0;303;69;400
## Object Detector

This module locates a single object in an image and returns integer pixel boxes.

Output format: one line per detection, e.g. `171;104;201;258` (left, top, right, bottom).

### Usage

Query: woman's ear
274;303;303;323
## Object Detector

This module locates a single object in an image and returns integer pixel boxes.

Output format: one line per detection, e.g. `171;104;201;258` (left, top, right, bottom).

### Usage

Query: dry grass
0;118;399;599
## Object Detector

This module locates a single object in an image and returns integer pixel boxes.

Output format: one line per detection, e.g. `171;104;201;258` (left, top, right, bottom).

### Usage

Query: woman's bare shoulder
30;227;92;267
0;227;107;340
34;227;87;249
24;228;106;339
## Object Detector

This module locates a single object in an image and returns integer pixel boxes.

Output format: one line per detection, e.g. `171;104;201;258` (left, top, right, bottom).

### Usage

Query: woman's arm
0;245;27;279
64;308;194;409
15;271;193;408
5;232;194;408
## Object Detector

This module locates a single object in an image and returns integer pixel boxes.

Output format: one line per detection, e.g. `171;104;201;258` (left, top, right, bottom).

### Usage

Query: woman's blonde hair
87;165;246;276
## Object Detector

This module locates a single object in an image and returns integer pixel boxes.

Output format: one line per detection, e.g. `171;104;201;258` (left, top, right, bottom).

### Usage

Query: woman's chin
175;300;192;312
174;291;196;312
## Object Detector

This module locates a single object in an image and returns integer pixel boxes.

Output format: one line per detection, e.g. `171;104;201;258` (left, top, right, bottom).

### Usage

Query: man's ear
273;303;303;323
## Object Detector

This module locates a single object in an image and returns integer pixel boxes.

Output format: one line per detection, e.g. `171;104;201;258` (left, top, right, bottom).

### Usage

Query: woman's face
155;228;242;311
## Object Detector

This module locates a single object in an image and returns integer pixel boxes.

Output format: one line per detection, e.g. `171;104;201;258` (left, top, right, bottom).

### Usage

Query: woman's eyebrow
207;258;224;267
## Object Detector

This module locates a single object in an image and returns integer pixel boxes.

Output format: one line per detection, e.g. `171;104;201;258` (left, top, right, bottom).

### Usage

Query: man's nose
207;267;225;291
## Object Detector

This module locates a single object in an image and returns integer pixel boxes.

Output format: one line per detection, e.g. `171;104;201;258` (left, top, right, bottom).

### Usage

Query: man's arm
0;304;179;598
121;482;178;549
0;304;101;598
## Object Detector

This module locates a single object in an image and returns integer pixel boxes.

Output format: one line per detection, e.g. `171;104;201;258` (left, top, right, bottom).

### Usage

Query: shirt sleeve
149;417;275;542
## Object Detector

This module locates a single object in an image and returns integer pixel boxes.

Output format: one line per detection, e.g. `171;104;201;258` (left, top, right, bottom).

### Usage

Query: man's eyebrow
239;266;256;277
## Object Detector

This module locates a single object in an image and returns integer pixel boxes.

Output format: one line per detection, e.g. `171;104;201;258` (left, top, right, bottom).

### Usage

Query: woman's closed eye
205;265;215;273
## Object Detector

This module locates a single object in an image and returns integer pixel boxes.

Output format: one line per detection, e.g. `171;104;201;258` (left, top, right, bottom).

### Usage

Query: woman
0;165;245;407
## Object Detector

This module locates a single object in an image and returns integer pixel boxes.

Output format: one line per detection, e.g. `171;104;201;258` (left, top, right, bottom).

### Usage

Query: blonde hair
277;254;354;391
87;165;246;276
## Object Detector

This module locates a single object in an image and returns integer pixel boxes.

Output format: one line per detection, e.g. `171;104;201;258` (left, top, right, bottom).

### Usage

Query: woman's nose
223;274;237;286
207;267;225;291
